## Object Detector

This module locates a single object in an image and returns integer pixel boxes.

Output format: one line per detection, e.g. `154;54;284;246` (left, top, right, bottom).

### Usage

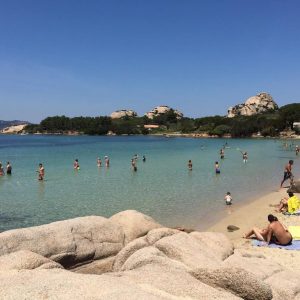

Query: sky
0;0;300;123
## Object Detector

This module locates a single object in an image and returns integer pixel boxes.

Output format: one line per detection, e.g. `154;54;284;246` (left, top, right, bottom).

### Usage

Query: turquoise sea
0;135;298;232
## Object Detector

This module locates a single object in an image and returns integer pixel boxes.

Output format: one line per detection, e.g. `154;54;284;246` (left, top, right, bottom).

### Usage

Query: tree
279;103;300;130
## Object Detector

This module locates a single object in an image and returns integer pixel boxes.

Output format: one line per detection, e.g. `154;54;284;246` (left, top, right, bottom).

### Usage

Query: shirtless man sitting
243;214;292;246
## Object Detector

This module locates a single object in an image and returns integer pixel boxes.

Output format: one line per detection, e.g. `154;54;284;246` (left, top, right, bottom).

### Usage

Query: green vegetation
25;103;300;137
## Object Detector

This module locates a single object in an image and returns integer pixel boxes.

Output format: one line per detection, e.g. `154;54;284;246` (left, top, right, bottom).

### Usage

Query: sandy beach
207;186;300;272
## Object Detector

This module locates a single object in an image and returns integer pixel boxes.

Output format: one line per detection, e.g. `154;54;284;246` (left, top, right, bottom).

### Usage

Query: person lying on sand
275;192;300;213
243;214;292;246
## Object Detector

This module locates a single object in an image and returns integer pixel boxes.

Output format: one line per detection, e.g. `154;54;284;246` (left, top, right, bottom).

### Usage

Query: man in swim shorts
280;160;293;188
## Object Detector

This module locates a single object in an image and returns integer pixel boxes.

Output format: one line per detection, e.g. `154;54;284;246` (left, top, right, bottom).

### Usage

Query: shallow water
0;135;298;231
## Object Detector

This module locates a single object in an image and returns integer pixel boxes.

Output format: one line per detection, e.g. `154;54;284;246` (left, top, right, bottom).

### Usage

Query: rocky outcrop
228;93;278;118
0;211;160;268
110;110;137;119
191;267;272;300
109;210;162;244
2;211;300;299
0;250;63;271
288;181;300;193
145;105;183;119
1;124;28;134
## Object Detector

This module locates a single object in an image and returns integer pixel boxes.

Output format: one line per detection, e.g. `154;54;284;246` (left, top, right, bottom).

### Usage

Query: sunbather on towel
243;214;293;246
276;192;300;214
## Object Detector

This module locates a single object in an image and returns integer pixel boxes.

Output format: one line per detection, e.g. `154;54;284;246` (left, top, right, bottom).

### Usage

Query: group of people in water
0;161;12;176
187;145;247;175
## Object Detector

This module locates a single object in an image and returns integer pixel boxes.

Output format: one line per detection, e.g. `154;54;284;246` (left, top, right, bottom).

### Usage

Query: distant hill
0;120;29;130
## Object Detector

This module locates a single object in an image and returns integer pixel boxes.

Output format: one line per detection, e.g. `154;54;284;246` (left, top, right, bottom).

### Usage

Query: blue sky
0;0;299;123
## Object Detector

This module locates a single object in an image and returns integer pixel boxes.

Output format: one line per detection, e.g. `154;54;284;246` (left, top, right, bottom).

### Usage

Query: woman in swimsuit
243;214;292;246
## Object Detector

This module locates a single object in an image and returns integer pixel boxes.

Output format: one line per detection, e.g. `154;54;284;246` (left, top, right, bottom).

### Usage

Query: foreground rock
0;210;160;268
228;93;278;118
1;210;300;299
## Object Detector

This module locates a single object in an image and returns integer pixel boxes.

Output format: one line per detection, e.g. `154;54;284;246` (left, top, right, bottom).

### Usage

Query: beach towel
288;226;300;240
283;210;300;216
252;239;300;250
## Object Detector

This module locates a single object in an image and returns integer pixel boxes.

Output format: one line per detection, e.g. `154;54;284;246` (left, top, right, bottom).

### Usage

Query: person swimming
215;161;220;174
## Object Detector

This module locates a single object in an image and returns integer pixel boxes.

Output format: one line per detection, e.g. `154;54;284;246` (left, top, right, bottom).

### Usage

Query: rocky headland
227;93;278;118
1;209;300;299
110;110;138;119
145;105;183;119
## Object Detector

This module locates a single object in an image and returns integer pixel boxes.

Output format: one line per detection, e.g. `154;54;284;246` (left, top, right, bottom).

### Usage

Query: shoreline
206;186;300;245
1;132;300;139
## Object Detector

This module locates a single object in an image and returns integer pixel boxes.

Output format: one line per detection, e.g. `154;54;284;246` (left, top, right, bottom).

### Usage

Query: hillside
0;120;29;130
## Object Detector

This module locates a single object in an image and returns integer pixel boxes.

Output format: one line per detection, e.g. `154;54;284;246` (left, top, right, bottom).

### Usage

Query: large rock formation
145;105;183;119
228;93;278;118
2;210;300;299
1;124;28;134
110;110;137;119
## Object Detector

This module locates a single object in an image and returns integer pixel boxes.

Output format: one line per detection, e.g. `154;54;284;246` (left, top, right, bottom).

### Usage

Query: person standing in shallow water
215;161;220;174
242;152;248;163
0;162;4;176
131;159;137;172
188;160;192;170
105;156;110;168
220;149;225;159
142;155;146;162
37;163;45;181
74;159;80;170
97;157;102;167
6;162;12;175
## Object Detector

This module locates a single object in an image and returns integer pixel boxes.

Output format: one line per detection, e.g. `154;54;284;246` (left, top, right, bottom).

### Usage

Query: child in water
224;192;232;205
215;161;220;174
188;160;193;170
